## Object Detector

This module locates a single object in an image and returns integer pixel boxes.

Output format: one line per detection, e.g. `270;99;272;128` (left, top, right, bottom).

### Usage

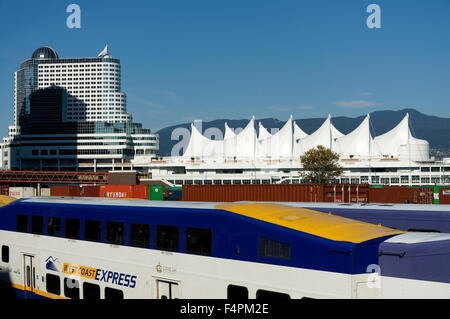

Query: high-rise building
0;46;158;172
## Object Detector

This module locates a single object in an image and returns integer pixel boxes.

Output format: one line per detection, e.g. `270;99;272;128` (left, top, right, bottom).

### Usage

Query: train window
156;225;179;252
31;215;44;235
64;278;80;299
47;217;61;237
105;287;124;299
258;237;291;260
227;284;248;299
1;245;9;263
65;218;80;239
129;223;150;248
46;273;61;295
106;221;125;245
256;289;290;299
85;220;102;242
186;227;212;255
83;282;101;299
16;214;28;233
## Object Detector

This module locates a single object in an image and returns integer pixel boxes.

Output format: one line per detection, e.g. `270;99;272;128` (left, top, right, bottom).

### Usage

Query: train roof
9;197;404;244
216;202;403;244
264;201;450;212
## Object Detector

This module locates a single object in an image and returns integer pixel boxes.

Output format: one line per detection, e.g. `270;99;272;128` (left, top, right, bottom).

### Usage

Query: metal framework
0;171;108;184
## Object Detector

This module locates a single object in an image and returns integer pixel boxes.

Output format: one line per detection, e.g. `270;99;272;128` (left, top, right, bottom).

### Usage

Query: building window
186;227;212;255
258;237;291;260
227;285;248;299
47;217;61;237
105;221;125;245
156;225;179;252
129;223;150;248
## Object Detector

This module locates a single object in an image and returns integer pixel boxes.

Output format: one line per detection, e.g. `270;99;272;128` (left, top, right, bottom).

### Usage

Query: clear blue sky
0;0;449;133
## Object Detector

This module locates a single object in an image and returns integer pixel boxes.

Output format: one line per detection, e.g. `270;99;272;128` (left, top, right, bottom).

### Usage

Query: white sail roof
373;113;429;161
181;114;429;162
294;115;343;156
224;122;236;140
258;122;271;141
293;121;308;140
183;123;225;158
334;115;381;158
256;116;293;158
223;117;257;158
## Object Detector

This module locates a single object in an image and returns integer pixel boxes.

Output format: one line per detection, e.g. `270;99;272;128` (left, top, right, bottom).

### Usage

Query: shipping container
369;186;434;204
50;185;81;197
181;184;328;202
40;188;51;196
0;184;9;196
81;185;101;197
98;185;148;199
108;171;137;185
149;185;163;201
439;187;450;204
9;187;37;198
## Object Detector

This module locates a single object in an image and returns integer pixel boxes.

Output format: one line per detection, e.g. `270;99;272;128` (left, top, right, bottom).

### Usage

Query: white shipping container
9;187;36;199
40;188;51;196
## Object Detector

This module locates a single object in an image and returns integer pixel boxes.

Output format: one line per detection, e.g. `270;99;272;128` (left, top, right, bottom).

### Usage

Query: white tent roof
373;113;429;161
334;115;381;158
183;123;225;158
294;115;343;156
258;122;272;141
223;116;257;158
256;116;293;158
293;121;308;140
181;113;429;162
224;122;236;140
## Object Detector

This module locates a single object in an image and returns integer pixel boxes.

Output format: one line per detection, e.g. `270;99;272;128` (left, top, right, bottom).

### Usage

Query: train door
23;254;36;298
156;279;180;299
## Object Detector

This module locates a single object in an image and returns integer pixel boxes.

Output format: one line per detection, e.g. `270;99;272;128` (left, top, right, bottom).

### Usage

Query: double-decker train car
0;197;449;299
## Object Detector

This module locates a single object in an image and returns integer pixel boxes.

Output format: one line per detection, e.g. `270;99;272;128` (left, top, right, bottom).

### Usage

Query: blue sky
0;0;449;133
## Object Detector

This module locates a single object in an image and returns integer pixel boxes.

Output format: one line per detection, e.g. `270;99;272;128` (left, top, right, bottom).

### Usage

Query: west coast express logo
62;263;137;288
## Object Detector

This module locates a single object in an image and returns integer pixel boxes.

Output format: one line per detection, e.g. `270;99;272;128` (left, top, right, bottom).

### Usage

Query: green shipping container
149;185;164;201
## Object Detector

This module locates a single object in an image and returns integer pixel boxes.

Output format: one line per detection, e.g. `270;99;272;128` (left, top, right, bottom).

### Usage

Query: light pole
318;165;324;184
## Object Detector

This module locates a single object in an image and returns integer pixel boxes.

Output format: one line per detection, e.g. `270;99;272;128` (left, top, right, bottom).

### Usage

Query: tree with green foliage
300;145;343;184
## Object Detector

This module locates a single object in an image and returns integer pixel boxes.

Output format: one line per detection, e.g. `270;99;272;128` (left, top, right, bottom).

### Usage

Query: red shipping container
81;185;101;197
439;188;450;204
98;185;148;199
50;185;80;197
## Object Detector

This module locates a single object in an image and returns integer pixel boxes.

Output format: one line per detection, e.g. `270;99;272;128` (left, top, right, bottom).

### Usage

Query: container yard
2;178;450;204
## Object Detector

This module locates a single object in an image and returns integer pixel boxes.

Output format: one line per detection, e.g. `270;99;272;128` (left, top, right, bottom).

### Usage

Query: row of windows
39;64;119;69
16;214;291;260
46;273;123;299
16;215;213;255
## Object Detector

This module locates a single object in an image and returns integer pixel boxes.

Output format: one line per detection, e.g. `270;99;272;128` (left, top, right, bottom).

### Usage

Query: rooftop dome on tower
31;47;59;60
